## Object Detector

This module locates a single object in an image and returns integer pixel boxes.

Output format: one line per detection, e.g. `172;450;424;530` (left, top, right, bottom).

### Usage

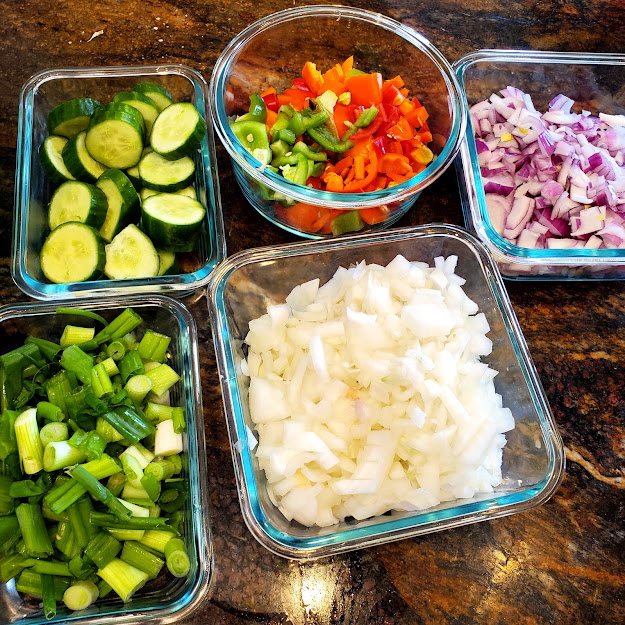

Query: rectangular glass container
14;65;226;299
0;295;212;624
454;50;625;280
208;224;564;559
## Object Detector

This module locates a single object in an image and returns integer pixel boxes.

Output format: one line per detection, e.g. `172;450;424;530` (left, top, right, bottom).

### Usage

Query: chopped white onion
243;256;513;527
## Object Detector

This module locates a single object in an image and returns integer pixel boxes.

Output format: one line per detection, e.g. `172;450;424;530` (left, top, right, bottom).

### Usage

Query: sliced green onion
138;330;171;363
16;569;70;600
67;465;130;519
0;552;34;584
55;308;109;326
40;421;69;447
43;441;87;472
164;538;190;578
93;309;142;346
106;472;126;497
99;357;119;377
84;531;122;569
107;528;145;541
139;530;175;553
60;346;94;385
15;503;54;557
36;401;64;422
106;341;126;361
63;580;100;612
145;364;180;397
120;541;164;579
154;419;183;457
125;375;153;403
91;363;113;398
15;408;44;474
96;417;124;443
0;475;14;515
60;325;96;348
31;559;72;577
97;557;149;602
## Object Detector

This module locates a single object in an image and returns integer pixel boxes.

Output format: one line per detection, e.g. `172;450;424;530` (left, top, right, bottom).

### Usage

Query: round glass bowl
210;5;466;239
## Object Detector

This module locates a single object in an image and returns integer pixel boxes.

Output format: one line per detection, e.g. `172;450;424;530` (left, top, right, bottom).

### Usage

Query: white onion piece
243;256;513;527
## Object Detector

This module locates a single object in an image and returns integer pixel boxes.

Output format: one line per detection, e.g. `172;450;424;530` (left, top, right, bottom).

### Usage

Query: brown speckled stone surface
1;1;625;624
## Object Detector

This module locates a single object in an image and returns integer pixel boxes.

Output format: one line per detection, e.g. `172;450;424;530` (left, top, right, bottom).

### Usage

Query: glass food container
455;49;625;280
0;295;212;624
210;5;466;239
14;65;226;300
208;224;564;559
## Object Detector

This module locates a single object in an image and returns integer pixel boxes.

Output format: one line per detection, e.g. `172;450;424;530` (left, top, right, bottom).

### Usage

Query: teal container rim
453;49;625;274
13;64;226;301
209;4;467;210
208;224;565;559
0;295;213;624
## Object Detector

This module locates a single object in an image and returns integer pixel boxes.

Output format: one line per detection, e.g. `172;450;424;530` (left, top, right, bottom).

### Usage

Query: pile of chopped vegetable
242;255;514;527
471;87;625;249
230;57;435;235
0;308;191;618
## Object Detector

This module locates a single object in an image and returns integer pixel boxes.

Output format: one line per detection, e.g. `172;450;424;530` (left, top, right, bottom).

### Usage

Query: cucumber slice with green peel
150;102;206;160
48;180;108;231
126;147;152;190
138;151;195;192
41;222;106;284
104;224;160;279
141;194;205;252
140;185;196;201
96;169;140;242
157;249;178;276
62;131;108;182
39;135;76;185
86;103;145;169
47;98;100;138
112;91;159;135
132;82;173;112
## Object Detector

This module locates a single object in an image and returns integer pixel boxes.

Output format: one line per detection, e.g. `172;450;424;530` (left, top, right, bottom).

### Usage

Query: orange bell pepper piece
345;73;383;107
354;155;366;180
333;156;353;176
324;172;345;192
387;116;414;141
323;64;344;84
318;78;346;96
302;62;324;95
341;56;354;76
265;109;278;136
360;206;390;225
343;150;378;192
379;153;412;175
284;203;325;232
260;87;277;98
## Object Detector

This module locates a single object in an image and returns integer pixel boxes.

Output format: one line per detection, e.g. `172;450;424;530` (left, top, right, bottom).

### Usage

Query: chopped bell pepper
237;93;267;123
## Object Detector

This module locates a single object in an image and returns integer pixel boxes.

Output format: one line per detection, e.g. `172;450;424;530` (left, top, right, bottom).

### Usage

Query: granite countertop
1;1;624;623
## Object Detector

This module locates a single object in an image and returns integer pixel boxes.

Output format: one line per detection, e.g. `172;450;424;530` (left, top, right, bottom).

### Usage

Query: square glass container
208;224;564;559
454;50;625;280
0;295;212;624
14;65;226;300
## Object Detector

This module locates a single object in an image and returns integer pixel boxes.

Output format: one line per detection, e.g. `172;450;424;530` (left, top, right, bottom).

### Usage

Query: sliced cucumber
150;102;206;160
86;103;145;169
132;82;173;112
48;180;108;231
113;91;159;135
96;169;140;242
157;249;178;276
104;224;159;279
126;147;152;190
47;98;100;138
41;222;105;284
138;151;195;192
39;135;76;185
140;185;195;201
141;194;205;252
62;130;108;182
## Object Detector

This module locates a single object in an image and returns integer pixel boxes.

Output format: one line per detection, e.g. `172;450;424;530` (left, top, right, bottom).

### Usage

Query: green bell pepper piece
292;141;327;162
237;93;267;123
230;120;271;165
330;211;364;235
